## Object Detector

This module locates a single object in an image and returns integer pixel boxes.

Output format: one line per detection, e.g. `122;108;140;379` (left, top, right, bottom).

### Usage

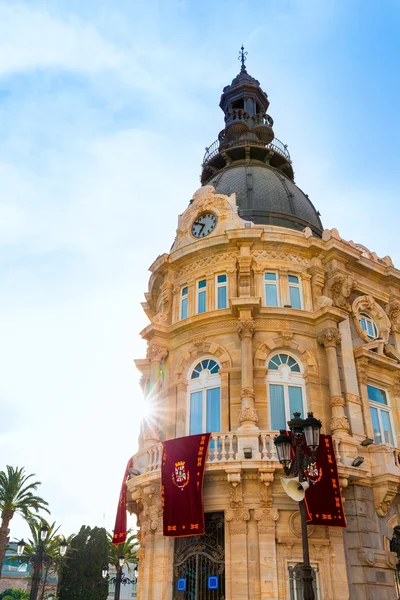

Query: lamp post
17;526;68;600
274;412;322;600
102;558;138;600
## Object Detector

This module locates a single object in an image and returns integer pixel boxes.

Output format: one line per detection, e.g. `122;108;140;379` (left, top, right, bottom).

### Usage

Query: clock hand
193;221;202;226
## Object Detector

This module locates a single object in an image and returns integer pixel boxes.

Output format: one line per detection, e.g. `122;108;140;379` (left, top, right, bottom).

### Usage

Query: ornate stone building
127;55;400;599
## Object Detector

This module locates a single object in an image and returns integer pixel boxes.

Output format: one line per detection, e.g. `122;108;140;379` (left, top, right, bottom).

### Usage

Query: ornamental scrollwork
317;328;342;348
241;388;255;400
386;299;400;333
225;508;250;533
254;508;279;533
352;295;391;344
237;320;255;339
147;345;168;363
238;405;259;425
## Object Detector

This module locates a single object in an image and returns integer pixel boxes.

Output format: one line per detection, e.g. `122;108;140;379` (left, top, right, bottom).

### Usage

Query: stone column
225;509;250;599
227;264;238;300
300;273;312;311
253;262;264;301
172;286;180;324
220;370;230;432
355;356;374;440
328;528;350;600
254;508;279;600
386;299;400;351
207;273;214;311
147;344;168;396
317;328;350;435
237;319;258;430
339;318;365;439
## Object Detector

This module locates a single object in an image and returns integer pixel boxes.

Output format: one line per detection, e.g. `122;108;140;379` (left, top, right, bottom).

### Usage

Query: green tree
58;526;108;600
0;589;29;600
0;466;49;576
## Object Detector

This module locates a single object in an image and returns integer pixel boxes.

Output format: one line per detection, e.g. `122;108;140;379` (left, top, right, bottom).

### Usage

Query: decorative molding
355;356;370;384
328;273;354;311
352;295;391;344
346;393;362;405
238;404;259;426
372;477;400;517
227;471;243;508
241;387;255;400
386;299;400;333
174;251;239;280
254;508;279;533
330;395;345;408
237;320;255;339
147;345;168;363
259;471;274;507
330;416;350;433
317;328;342;348
252;249;309;266
225;508;250;533
289;511;314;538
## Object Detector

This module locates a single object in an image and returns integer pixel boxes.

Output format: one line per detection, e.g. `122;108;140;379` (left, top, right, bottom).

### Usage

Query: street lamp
274;412;322;600
16;529;68;600
102;560;138;600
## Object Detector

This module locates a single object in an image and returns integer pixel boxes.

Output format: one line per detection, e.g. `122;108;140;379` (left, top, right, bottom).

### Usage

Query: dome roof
209;163;323;236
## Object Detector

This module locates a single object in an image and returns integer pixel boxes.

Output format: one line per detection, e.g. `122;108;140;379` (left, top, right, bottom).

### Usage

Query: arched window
267;353;306;430
188;359;221;434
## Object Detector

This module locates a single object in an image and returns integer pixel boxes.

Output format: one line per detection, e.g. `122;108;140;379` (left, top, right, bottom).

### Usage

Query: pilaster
254;508;279;599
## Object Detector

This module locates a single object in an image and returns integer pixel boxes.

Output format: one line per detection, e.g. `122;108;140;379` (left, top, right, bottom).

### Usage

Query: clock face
191;213;217;238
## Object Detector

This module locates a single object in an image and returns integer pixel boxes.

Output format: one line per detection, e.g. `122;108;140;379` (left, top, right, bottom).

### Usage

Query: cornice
353;346;400;372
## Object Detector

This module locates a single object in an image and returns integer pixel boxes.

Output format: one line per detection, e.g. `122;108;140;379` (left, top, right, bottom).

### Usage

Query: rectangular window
289;565;319;599
216;274;228;309
190;391;203;435
197;279;207;314
265;272;279;307
288;274;302;309
206;387;221;433
269;384;304;430
367;385;394;445
181;286;188;319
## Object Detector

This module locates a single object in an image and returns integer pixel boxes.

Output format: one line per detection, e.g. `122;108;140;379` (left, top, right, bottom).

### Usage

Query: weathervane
238;45;248;72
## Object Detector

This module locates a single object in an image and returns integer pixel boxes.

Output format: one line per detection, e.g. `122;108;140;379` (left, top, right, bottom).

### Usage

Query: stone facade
126;184;400;599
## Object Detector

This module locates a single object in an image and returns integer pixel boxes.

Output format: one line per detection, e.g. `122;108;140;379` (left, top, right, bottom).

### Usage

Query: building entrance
173;512;225;600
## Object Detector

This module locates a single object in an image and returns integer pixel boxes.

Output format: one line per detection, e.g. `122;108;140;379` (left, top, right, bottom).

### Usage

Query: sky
0;0;399;541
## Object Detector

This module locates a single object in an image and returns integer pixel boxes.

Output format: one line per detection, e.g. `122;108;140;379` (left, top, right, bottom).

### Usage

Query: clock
191;212;217;238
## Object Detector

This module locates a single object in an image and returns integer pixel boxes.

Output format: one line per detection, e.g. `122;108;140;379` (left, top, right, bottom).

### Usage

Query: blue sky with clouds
0;0;399;539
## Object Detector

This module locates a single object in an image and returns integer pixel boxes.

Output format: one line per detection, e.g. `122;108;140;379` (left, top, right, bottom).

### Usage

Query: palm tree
107;529;138;569
0;467;49;577
8;519;64;600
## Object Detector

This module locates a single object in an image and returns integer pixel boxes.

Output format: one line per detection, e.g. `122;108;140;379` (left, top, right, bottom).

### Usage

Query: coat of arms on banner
173;461;190;490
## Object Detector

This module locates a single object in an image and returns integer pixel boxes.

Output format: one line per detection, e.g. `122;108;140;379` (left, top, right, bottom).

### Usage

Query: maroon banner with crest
162;433;211;537
112;457;133;545
305;434;346;527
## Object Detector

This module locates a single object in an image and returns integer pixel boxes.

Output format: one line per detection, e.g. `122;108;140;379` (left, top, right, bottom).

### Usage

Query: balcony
202;135;291;167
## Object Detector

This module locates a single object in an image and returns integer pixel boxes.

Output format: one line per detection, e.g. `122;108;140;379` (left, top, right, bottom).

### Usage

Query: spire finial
238;45;248;72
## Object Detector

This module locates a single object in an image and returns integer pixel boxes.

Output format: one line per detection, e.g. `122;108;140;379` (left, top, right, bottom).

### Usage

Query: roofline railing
202;136;291;166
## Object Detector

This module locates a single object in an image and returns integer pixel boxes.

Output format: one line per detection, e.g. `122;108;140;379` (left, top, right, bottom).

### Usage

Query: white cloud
0;2;122;75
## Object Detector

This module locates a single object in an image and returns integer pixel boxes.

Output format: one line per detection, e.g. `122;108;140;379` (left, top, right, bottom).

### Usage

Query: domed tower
127;51;400;600
201;47;323;236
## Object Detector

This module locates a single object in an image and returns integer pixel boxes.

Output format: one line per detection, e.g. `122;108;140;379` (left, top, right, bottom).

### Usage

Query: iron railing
202;136;291;166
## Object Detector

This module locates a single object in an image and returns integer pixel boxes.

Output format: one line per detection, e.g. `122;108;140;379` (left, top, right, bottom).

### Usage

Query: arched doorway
173;512;225;599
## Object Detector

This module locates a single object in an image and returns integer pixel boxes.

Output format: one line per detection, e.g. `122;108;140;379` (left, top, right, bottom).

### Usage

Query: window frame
264;271;280;307
196;279;207;314
367;384;395;446
187;357;221;435
180;285;189;320
360;312;379;340
267;353;306;430
288;273;303;309
288;563;319;600
215;273;228;310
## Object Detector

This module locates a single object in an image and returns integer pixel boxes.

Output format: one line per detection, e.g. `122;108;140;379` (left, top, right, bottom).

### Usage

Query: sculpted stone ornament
259;471;274;507
254;508;279;533
330;416;350;433
317;328;342;348
237;320;255;339
238;404;259;426
386;299;400;333
373;480;400;517
241;387;255;400
328;274;354;311
147;345;168;363
227;471;243;507
352;295;391;344
225;508;250;533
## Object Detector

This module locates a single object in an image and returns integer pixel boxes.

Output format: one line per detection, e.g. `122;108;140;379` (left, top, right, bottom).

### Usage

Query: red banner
162;433;211;537
305;434;346;528
112;457;133;545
